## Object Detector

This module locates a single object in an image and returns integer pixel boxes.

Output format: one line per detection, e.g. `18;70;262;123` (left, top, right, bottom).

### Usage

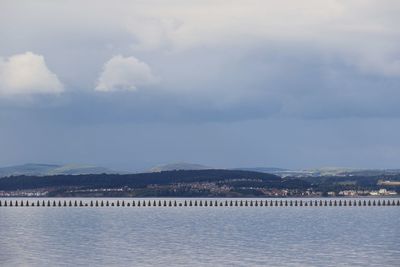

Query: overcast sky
1;0;400;171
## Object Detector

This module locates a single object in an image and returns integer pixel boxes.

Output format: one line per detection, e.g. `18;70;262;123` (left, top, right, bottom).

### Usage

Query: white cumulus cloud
0;52;63;96
95;55;157;92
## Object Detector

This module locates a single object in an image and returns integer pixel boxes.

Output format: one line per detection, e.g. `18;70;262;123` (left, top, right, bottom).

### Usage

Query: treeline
0;169;287;191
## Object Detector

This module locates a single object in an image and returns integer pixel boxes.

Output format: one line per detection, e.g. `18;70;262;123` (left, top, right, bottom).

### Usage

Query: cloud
0;52;63;96
95;55;157;92
122;1;400;77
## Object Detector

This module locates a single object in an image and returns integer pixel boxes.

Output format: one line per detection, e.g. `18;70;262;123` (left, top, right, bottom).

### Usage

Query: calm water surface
0;199;399;267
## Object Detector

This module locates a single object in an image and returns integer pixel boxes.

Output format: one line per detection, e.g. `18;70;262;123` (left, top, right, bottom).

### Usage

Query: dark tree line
0;169;286;191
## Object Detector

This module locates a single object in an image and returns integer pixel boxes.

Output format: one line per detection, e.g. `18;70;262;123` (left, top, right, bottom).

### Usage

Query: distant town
0;164;399;197
0;185;398;198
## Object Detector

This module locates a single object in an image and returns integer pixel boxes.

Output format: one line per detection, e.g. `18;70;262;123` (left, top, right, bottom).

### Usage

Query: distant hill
235;167;289;175
0;163;113;178
234;167;317;177
148;162;211;172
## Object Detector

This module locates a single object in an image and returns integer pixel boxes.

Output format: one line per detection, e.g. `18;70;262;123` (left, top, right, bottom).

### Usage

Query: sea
0;198;399;267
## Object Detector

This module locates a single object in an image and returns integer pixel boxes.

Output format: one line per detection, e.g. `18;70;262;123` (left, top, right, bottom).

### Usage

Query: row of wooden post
0;199;399;207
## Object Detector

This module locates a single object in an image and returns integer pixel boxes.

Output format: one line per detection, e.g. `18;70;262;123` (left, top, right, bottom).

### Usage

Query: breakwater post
0;199;399;208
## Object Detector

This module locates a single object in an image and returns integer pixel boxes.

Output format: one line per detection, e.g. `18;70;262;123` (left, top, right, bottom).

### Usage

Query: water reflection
0;200;399;266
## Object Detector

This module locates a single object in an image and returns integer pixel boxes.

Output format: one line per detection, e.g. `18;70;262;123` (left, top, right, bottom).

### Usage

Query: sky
0;0;400;171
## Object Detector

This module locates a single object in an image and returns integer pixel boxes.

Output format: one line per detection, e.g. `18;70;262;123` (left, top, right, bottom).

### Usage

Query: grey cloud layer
0;0;399;121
